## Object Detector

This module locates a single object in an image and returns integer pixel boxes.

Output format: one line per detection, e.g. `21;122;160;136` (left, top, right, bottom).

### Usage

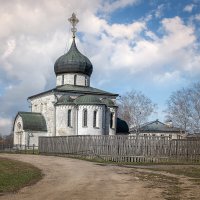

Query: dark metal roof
28;85;118;99
54;38;93;76
16;112;47;132
57;84;118;96
116;118;129;134
55;94;118;106
130;120;183;133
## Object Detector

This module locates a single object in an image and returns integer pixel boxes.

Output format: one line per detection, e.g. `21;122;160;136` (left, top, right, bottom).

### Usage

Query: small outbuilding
130;119;185;139
13;112;48;147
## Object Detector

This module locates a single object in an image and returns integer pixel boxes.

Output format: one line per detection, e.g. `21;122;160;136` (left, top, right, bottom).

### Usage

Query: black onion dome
54;39;93;76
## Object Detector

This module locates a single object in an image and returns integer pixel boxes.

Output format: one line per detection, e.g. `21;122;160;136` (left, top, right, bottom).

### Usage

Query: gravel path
0;154;163;200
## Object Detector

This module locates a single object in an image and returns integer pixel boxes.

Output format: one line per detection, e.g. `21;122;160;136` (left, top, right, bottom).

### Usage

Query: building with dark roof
13;14;125;147
130;119;185;139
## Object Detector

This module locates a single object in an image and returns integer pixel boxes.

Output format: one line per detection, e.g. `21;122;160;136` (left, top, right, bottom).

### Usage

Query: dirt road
0;154;199;200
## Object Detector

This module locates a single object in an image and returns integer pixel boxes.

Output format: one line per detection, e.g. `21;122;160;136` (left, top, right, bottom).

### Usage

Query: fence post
33;144;35;154
25;145;27;154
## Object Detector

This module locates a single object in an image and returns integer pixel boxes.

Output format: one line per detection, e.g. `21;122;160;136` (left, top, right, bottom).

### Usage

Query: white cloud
101;0;139;13
155;4;165;18
183;4;195;12
194;14;200;21
1;39;16;59
153;71;180;84
105;21;146;39
0;0;200;135
0;117;12;135
93;16;197;76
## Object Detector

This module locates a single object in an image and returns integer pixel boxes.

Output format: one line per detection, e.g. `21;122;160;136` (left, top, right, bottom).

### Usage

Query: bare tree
166;82;200;133
118;90;156;130
188;82;200;132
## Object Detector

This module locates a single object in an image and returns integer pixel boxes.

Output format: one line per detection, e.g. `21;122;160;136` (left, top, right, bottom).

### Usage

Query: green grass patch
15;149;39;155
144;166;200;178
0;157;42;194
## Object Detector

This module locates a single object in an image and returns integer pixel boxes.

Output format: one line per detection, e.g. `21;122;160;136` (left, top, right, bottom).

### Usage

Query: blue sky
0;0;200;135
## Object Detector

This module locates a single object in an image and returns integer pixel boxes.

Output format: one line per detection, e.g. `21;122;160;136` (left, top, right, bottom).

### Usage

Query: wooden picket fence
38;135;200;163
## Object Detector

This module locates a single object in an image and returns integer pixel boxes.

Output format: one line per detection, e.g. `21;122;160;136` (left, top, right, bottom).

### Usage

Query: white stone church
13;14;129;147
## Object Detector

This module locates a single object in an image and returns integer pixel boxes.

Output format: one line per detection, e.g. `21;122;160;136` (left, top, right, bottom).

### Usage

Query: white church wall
77;105;105;135
28;132;48;146
30;93;55;136
56;105;76;136
13;113;48;147
56;73;90;87
56;75;62;86
76;74;90;86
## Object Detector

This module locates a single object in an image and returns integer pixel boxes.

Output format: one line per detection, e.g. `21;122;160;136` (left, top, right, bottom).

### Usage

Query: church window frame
110;112;114;129
93;110;98;128
62;75;64;85
74;74;77;85
85;77;88;86
67;109;72;127
83;109;87;127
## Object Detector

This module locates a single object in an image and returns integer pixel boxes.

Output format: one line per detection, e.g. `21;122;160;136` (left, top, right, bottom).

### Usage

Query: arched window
62;75;64;85
67;109;72;127
83;109;87;127
110;112;114;128
93;110;97;127
74;75;77;85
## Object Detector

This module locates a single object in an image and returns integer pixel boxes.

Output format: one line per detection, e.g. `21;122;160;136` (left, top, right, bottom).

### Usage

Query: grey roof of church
57;84;117;96
130;120;183;133
74;95;103;105
15;112;47;132
56;95;74;105
28;84;118;99
101;98;116;107
54;39;93;76
55;94;117;106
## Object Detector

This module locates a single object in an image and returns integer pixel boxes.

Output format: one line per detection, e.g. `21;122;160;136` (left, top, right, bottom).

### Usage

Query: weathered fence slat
38;135;200;163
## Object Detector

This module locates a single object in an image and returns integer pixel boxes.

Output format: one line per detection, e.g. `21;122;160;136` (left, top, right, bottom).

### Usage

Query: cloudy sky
0;0;200;135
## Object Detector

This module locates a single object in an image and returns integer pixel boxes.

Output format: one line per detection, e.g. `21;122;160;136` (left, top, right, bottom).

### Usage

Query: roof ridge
18;111;43;115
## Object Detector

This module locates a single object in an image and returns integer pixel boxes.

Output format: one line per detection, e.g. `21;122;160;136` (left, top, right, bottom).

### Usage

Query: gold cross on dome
68;13;79;38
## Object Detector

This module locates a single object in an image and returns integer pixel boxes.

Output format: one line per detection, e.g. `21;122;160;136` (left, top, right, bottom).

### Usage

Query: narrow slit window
83;109;87;127
62;75;64;85
74;75;77;85
110;112;114;128
67;110;72;127
85;77;88;86
93;110;97;127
